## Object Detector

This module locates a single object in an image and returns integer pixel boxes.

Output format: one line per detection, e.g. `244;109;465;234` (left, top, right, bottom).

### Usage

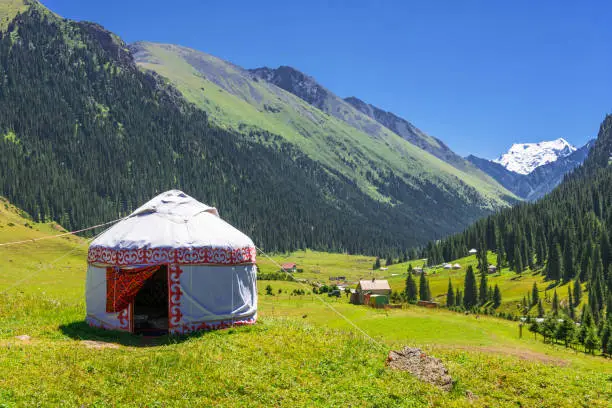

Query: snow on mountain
493;138;577;175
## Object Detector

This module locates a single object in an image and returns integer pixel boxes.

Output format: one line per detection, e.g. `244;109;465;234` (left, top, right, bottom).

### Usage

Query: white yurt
85;190;258;335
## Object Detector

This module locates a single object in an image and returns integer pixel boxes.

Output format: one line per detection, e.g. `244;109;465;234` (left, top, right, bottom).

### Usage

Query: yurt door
133;266;169;335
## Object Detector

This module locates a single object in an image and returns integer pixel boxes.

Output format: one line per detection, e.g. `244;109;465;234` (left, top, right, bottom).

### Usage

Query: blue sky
43;0;611;158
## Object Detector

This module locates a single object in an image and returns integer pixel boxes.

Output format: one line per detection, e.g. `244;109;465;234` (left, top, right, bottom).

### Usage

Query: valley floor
0;207;610;407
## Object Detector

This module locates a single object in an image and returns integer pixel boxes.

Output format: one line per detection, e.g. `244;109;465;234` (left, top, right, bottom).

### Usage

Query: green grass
132;42;517;209
0;204;610;407
0;0;27;32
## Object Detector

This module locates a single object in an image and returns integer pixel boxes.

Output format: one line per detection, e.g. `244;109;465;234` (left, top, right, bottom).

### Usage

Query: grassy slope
131;42;516;208
0;0;27;31
0;202;609;407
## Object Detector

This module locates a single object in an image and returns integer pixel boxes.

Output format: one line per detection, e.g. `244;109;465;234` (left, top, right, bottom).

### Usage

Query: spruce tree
404;272;417;302
455;288;462;307
373;257;381;270
568;286;575;320
531;282;539;307
463;265;478;309
493;284;502;308
514;245;524;274
563;243;574;282
552;290;559;316
479;270;488;305
573;278;582;306
419;272;429;301
600;229;611;274
537;299;545;317
546;243;563;281
446;279;454;307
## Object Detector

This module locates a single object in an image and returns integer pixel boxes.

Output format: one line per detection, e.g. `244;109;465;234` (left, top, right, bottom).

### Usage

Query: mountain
132;43;514;209
467;140;594;200
0;1;514;256
129;42;518;237
425;114;612;347
343;96;471;171
247;66;483;173
493;138;577;175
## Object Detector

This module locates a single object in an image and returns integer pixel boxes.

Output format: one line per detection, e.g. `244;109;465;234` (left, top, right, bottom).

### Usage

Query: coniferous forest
0;5;490;255
424;115;612;353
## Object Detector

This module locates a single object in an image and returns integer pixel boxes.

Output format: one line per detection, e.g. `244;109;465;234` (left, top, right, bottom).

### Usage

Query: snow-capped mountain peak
493;138;577;175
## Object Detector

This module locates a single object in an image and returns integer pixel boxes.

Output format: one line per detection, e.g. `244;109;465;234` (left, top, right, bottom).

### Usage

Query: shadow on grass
59;321;219;348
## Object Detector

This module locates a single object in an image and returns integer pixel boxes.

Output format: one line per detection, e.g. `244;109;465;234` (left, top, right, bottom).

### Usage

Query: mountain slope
493;138;577;175
0;1;511;255
248;65;503;181
0;0;27;30
425;114;612;336
130;42;515;209
343;96;470;171
467;140;593;200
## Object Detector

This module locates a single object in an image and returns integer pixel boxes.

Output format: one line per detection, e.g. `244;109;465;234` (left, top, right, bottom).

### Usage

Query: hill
0;0;516;255
0;200;609;407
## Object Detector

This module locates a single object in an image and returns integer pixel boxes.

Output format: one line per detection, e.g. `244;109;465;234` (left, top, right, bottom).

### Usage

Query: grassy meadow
0;202;610;407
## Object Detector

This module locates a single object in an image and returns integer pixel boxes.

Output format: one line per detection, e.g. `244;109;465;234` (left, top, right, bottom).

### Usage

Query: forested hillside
0;1;516;255
425;115;612;326
0;1;502;255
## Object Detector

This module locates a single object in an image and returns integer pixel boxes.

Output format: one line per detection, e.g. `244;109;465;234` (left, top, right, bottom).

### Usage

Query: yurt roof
88;190;255;266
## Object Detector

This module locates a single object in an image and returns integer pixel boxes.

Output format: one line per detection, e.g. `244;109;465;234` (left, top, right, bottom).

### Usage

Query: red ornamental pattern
105;266;160;313
118;306;131;331
168;264;183;333
88;246;256;266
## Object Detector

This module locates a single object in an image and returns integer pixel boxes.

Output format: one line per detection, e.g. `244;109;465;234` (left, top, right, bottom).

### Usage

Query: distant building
488;265;497;274
443;263;452;269
413;267;424;274
453;263;461;269
468;249;478;255
352;279;391;305
281;263;297;272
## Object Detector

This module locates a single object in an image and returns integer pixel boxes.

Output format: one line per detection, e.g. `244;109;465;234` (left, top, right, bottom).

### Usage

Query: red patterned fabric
106;266;160;313
89;246;256;267
167;264;183;332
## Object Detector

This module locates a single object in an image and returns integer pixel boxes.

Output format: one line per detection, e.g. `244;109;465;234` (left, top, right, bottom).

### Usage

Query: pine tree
407;263;413;273
419;272;429;301
573;278;582;306
537;299;544;317
493;284;502;308
600;229;611;274
552;291;559;316
455;288;462;307
373;257;381;270
385;256;393;266
531;282;539;307
404;272;417;302
555;318;575;347
546;243;563;281
568;286;575;320
514;245;524;274
463;265;478;309
479;270;488;305
446;279;454;307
